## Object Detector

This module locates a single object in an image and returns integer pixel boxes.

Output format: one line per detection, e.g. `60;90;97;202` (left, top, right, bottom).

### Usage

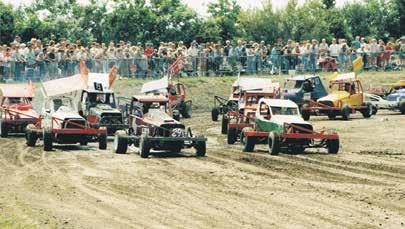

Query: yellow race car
301;73;374;120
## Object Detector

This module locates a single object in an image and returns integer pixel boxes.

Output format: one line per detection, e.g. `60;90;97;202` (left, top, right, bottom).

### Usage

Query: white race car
364;93;397;114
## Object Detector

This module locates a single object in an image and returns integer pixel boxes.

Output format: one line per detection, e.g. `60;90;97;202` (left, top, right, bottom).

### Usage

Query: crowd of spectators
0;35;404;81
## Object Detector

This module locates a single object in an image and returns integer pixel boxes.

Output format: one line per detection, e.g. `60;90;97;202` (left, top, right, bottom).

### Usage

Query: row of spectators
0;35;404;81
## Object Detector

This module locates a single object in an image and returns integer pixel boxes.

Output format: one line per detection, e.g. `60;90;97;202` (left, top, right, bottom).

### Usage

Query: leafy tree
0;0;402;45
238;0;281;43
322;0;335;9
0;2;15;43
207;0;241;41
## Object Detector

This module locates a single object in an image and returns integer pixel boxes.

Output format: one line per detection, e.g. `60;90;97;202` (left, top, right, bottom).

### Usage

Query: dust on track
0;109;404;228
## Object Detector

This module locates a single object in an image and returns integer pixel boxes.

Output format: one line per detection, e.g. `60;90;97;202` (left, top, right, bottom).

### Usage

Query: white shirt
329;44;340;56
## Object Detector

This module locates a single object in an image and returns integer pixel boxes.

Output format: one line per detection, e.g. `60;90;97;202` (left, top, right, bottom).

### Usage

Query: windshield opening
88;92;116;107
286;80;303;90
53;97;73;111
271;106;299;115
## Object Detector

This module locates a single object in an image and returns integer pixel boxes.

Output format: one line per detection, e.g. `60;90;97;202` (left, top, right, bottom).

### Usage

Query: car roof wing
132;95;169;103
330;72;356;82
42;74;86;98
141;76;169;94
260;98;299;108
287;75;319;81
0;82;35;98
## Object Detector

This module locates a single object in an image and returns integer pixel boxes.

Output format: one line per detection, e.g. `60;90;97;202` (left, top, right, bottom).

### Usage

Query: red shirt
144;47;153;58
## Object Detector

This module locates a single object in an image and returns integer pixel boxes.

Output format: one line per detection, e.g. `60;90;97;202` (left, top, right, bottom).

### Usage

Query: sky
3;0;357;15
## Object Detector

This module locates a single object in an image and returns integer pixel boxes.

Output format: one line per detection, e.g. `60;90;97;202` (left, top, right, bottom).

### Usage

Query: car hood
7;108;40;119
271;115;309;126
143;109;180;127
386;92;405;101
282;89;302;102
90;104;121;115
52;106;84;120
318;91;349;102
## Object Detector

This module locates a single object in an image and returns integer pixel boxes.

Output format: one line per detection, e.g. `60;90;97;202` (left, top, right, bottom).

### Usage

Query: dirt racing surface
1;73;405;228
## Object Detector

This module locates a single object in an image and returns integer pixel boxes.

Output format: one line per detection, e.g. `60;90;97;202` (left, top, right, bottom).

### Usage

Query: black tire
211;108;219;121
327;112;337;120
268;132;281;155
341;105;351;120
139;136;150;158
43;132;53;151
327;139;339;154
113;134;128;154
243;136;255;152
361;103;373;118
301;103;310;121
25;129;37;147
195;141;206;157
173;112;181;121
98;134;107;150
221;116;228;134
399;101;405;115
80;141;88;146
182;102;192;118
372;105;378;115
301;111;310;121
227;128;237;144
0;121;8;138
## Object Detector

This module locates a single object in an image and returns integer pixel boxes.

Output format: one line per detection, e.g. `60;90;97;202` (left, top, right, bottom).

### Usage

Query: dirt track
0;109;404;228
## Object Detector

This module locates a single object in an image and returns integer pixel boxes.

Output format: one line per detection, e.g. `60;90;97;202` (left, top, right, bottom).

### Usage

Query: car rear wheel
173;112;181;121
327;112;337;120
195;140;206;157
361;103;373;118
139;135;150;158
43;132;53;151
301;103;310;121
399;101;405;114
114;131;128;154
182;102;192;118
98;134;107;150
341;105;351;120
243;136;255;152
221;116;228;134
372;105;378;115
0;121;8;138
80;141;88;146
327;139;339;154
211;108;219;121
25;125;38;147
227;128;237;144
268;132;280;155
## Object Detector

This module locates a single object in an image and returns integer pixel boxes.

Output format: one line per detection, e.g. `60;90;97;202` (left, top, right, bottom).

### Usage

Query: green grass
110;71;405;113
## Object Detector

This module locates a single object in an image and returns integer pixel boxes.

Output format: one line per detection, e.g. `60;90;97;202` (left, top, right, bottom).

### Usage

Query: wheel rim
139;139;144;155
268;138;273;151
113;135;118;151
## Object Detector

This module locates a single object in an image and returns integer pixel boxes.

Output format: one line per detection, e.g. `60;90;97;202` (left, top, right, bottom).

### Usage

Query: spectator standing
337;39;347;72
369;38;379;68
309;39;319;73
26;43;36;80
236;40;246;70
319;38;329;57
351;36;361;50
188;41;199;76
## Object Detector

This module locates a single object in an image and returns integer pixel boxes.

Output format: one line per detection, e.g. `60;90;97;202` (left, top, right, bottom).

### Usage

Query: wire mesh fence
0;51;403;82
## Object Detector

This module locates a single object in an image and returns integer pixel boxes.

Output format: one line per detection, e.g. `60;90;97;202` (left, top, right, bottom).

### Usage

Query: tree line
0;0;403;45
